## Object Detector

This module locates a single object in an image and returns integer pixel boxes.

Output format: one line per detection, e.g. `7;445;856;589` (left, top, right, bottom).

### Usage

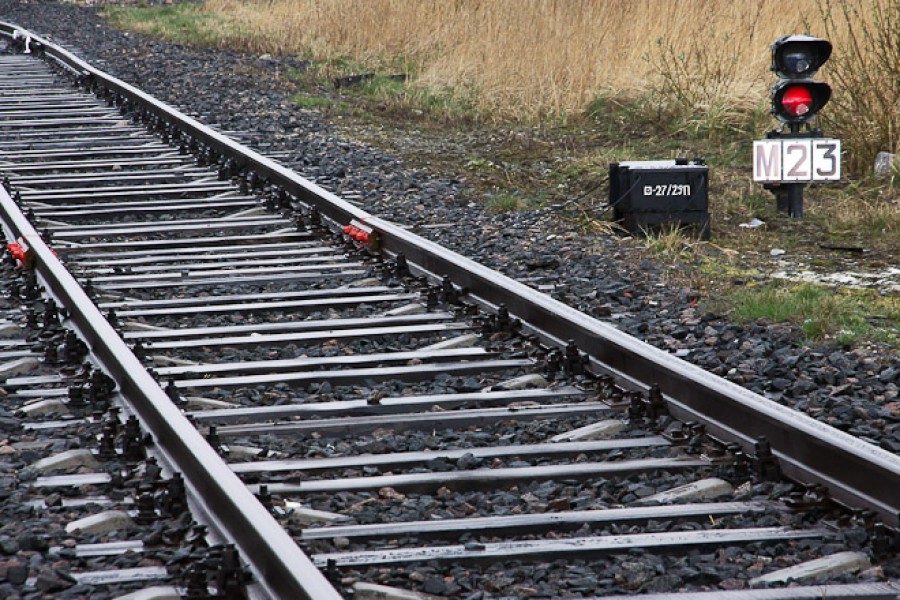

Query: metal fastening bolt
425;286;439;311
627;391;646;422
646;383;668;420
165;379;183;406
142;457;162;489
564;339;585;375
872;523;900;556
277;188;291;209
394;253;411;278
161;474;187;517
97;430;117;460
22;275;39;301
441;275;457;303
122;416;145;462
687;422;706;454
43;342;59;365
184;562;208;597
134;492;157;525
42;303;60;330
326;558;340;584
497;305;512;331
206;425;221;450
545;349;562;379
196;145;208;166
215;545;246;596
256;485;273;511
93;370;114;395
754;437;781;480
67;385;86;408
308;206;322;228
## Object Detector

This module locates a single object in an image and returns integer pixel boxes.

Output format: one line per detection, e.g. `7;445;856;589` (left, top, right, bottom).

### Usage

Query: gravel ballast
0;5;899;599
0;0;896;470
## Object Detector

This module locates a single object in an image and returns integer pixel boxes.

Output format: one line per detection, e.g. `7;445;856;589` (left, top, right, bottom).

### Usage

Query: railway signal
770;35;832;125
752;35;840;217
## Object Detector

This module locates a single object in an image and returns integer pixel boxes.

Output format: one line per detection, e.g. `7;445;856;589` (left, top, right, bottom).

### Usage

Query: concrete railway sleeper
0;21;897;600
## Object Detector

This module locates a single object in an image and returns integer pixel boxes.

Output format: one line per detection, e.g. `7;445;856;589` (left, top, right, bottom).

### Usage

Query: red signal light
771;80;831;124
781;85;813;117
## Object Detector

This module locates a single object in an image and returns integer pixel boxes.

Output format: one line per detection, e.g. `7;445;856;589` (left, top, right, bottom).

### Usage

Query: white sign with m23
753;138;841;182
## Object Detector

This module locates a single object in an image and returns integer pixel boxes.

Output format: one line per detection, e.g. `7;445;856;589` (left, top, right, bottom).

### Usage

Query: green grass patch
103;4;233;47
293;93;334;110
641;225;705;259
362;79;480;123
485;192;524;213
360;75;408;98
713;281;900;344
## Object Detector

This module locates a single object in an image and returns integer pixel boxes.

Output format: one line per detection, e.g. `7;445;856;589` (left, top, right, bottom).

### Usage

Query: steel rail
0;24;898;597
0;198;341;598
1;21;899;526
0;22;900;527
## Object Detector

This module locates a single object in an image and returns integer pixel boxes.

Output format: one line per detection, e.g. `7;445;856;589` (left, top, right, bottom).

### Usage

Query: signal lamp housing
771;34;832;79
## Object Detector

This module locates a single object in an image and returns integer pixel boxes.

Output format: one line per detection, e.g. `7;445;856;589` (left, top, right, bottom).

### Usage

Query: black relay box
609;159;710;239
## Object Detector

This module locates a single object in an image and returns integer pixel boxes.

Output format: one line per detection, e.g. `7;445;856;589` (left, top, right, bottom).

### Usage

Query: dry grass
105;0;898;170
194;0;870;115
818;192;900;238
148;0;893;170
815;0;900;172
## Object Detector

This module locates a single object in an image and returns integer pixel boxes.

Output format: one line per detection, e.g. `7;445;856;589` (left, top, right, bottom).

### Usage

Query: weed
584;218;625;237
465;158;497;172
360;75;407;98
644;33;765;140
803;176;900;244
103;4;232;47
293;94;333;111
714;282;899;343
485;192;523;213
641;225;704;259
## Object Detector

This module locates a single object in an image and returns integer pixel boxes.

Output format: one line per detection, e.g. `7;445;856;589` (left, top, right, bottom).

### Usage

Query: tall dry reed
200;0;834;115
187;0;896;166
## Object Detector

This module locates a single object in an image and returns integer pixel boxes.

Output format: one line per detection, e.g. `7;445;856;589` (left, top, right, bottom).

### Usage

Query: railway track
0;23;898;599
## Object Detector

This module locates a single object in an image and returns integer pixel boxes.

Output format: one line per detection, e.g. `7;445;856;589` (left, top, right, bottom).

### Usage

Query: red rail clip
342;219;379;250
6;238;33;268
342;225;370;244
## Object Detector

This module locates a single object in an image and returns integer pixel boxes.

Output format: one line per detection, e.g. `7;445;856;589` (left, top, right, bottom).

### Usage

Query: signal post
753;35;840;217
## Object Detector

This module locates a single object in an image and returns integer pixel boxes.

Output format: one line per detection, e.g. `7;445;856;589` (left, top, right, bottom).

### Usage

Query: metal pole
787;182;804;218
